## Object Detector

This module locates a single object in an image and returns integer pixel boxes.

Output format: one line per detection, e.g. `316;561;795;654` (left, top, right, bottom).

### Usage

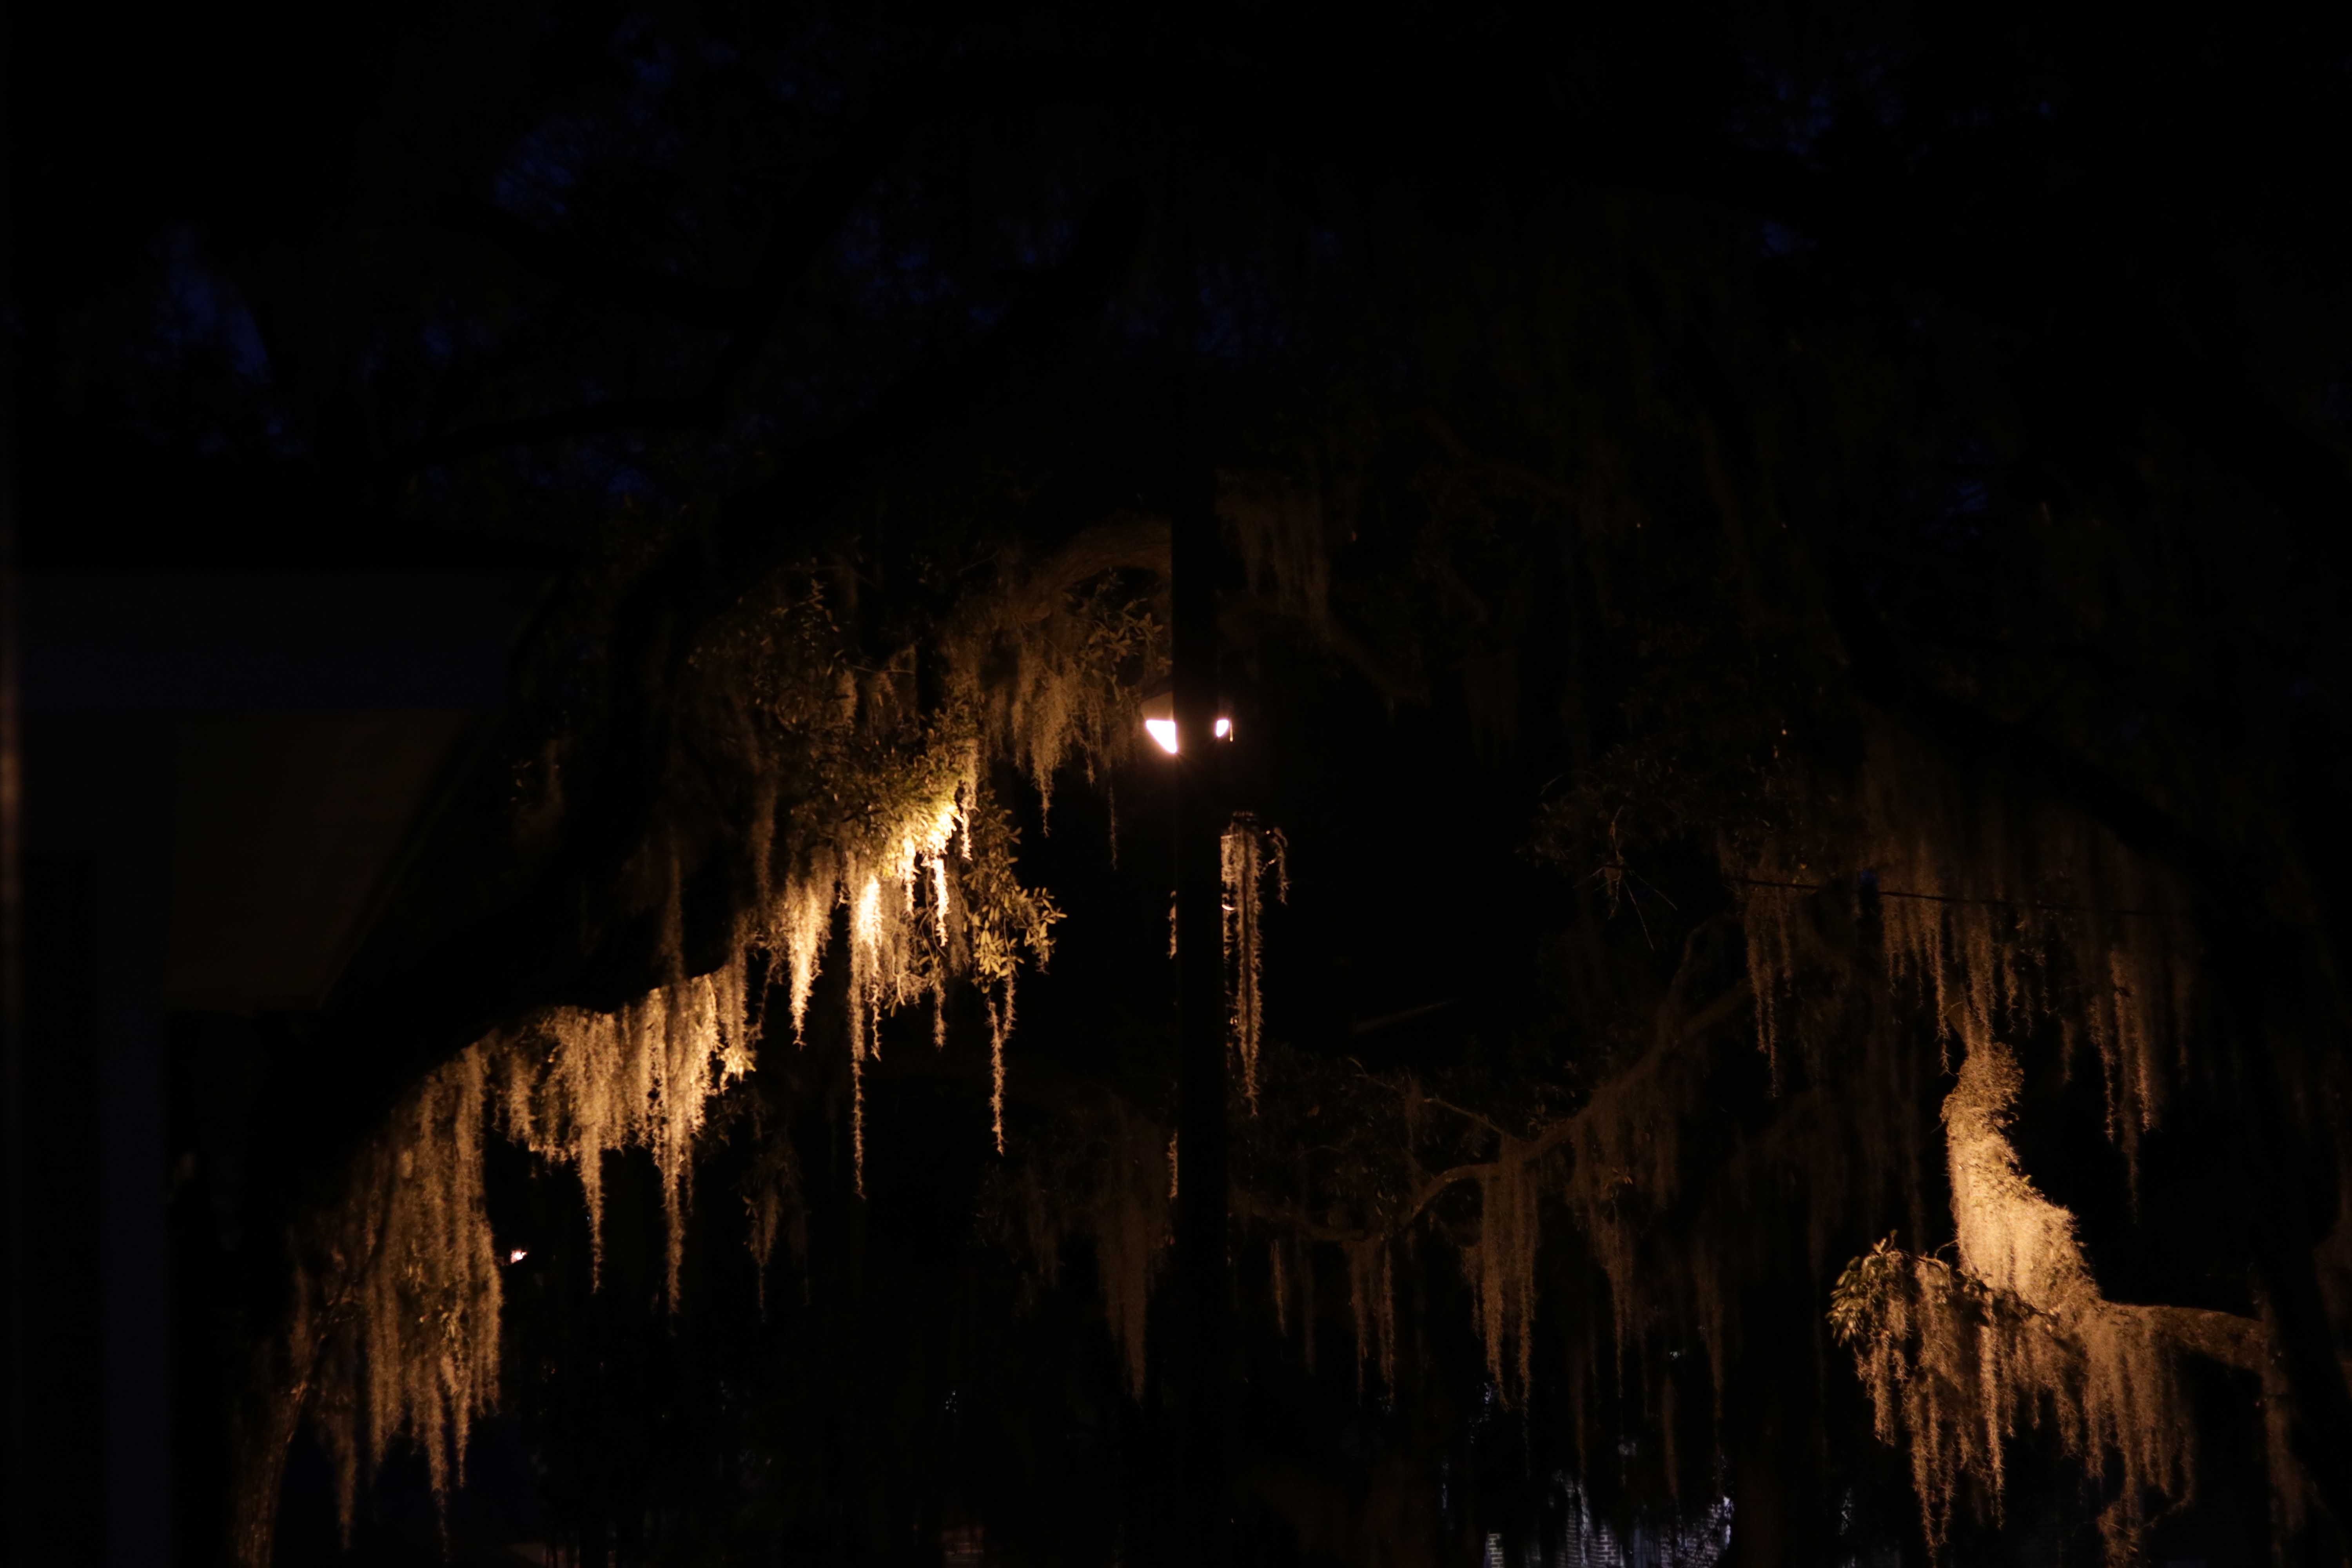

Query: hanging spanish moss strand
299;708;1063;1533
1715;732;2256;1563
745;1125;806;1320
850;1018;869;1199
305;1050;503;1542
1347;1236;1398;1395
1221;814;1288;1114
986;971;1015;1155
1300;1226;1318;1377
1466;1136;1542;1404
499;959;757;1305
756;775;1054;1191
775;860;833;1046
980;1108;1180;1399
310;955;770;1538
944;586;1156;829
1096;1111;1172;1399
1844;732;2194;1173
1739;879;1799;1091
1222;464;1336;637
255;546;1161;1552
1830;1038;2269;1564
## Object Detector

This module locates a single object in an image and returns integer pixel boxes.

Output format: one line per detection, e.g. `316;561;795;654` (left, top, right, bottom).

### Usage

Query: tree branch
1249;961;1755;1250
1825;547;2352;1537
1007;514;1171;622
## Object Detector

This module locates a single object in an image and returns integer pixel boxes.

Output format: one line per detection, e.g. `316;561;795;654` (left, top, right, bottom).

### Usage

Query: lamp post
1165;484;1231;1567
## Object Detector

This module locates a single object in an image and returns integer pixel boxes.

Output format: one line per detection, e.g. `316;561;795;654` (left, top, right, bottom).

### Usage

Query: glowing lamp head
1143;715;1230;755
1139;687;1232;755
507;1248;528;1265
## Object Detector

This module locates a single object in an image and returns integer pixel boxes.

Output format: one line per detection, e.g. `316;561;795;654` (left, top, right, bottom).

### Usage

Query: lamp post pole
1171;474;1230;1566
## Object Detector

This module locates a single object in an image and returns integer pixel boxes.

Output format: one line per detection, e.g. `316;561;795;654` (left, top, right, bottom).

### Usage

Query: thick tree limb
1825;551;2352;1539
1243;964;1755;1249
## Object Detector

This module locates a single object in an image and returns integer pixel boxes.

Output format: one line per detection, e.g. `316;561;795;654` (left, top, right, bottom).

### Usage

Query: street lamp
1138;682;1232;755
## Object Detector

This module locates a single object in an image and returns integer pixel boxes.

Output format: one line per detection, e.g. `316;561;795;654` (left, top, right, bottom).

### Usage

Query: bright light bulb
1144;717;1233;755
508;1248;528;1265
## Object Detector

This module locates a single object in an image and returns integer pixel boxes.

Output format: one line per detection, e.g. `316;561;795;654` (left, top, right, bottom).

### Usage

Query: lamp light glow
1144;715;1231;755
